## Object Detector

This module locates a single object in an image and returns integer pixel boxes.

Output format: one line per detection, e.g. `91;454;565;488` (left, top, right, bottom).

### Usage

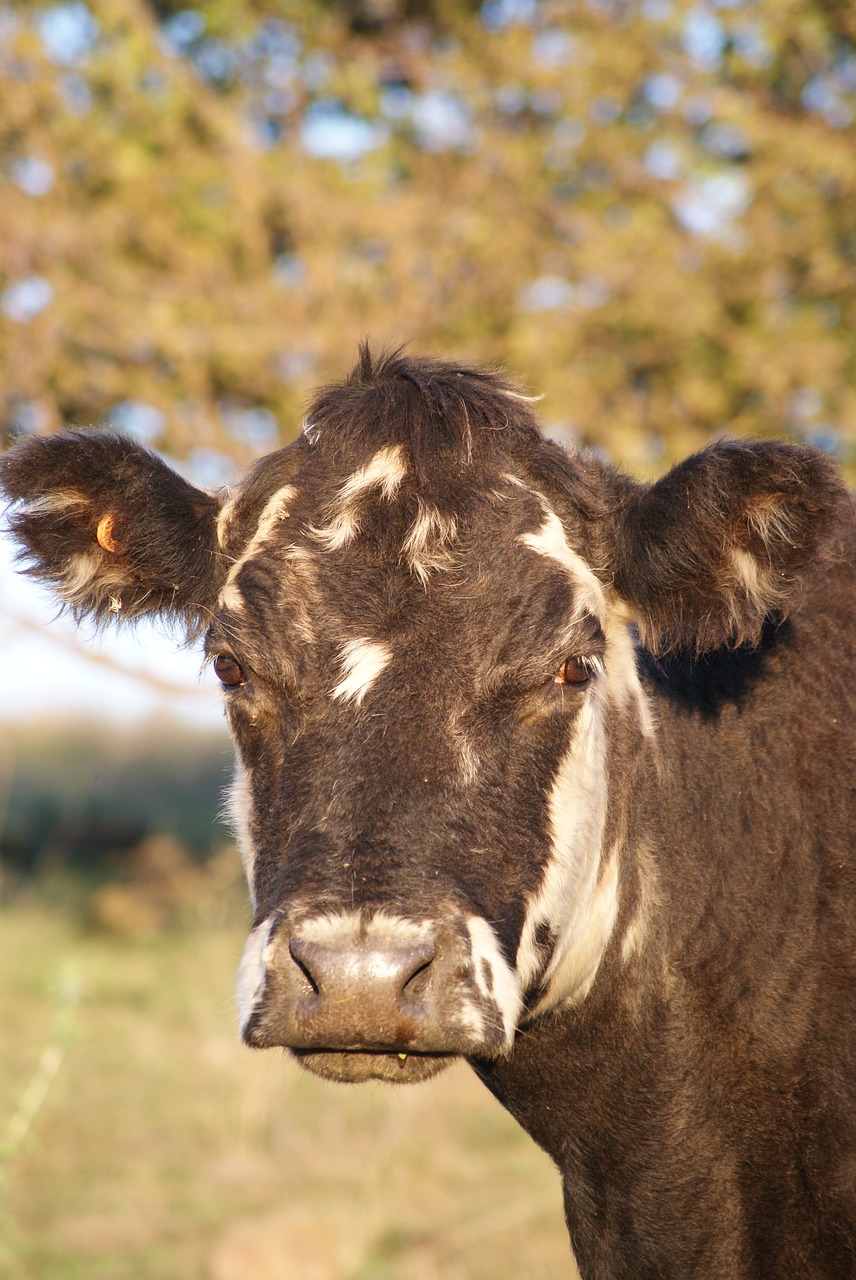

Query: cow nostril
402;952;435;1002
288;940;319;996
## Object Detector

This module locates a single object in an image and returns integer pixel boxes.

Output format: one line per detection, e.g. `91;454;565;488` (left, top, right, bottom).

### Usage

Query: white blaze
331;638;392;705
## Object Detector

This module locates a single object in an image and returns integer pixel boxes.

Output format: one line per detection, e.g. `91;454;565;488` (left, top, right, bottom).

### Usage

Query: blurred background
1;0;854;1276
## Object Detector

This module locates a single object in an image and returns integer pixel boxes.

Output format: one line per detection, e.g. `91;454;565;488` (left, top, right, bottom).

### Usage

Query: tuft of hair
614;438;852;656
1;429;225;638
305;344;544;477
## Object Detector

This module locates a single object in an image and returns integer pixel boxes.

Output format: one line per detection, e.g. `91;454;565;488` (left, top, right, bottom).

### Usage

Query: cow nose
244;926;440;1051
239;913;517;1059
289;934;436;1018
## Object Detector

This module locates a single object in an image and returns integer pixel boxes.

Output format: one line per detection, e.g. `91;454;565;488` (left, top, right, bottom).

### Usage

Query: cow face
212;441;651;1082
3;350;847;1084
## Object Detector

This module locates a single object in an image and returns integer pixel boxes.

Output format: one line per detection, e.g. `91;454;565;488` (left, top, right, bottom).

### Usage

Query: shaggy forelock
217;348;614;599
305;344;546;479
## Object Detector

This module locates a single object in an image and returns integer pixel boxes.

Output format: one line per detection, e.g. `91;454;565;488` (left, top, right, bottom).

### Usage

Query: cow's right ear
1;429;227;639
610;438;851;656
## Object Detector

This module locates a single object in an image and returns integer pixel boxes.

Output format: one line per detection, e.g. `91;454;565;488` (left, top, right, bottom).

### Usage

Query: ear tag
96;513;121;553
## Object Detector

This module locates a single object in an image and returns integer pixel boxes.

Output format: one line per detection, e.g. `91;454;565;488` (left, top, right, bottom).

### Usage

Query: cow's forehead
212;447;607;669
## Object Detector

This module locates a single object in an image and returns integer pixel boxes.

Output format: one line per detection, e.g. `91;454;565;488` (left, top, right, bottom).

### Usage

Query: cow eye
554;657;595;687
213;655;246;688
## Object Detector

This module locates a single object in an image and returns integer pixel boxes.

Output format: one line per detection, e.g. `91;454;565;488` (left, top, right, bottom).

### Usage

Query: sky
0;528;226;729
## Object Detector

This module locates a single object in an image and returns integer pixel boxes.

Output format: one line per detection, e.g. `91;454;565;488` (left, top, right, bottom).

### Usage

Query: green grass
0;889;576;1280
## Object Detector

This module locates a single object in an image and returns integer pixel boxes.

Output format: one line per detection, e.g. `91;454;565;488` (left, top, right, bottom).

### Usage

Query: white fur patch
519;511;607;624
293;910;434;948
20;491;89;516
331;638;392;705
216;487;240;550
226;759;256;896
61;551;129;613
310;445;407;551
534;843;620;1016
310;507;360;553
467;916;523;1048
341;445;408;503
217;579;245;615
516;684;618;1013
730;548;767;607
279;546;319;645
402;500;458;585
237;916;277;1035
457;1000;487;1039
62;550;105;600
217;484;296;609
604;612;656;741
454;730;480;786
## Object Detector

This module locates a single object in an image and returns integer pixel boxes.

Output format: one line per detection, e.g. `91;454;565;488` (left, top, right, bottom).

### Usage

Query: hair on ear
1;429;227;639
614;439;852;656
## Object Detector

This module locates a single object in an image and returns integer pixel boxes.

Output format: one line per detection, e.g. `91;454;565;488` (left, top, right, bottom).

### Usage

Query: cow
2;347;855;1278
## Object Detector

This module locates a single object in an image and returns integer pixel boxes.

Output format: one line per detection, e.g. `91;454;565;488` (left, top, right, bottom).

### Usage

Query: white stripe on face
505;474;653;740
216;487;240;550
217;484;296;609
237;916;277;1036
604;611;656;740
331;638;392;705
226;759;257;898
518;510;607;625
466;916;522;1049
340;444;408;503
516;683;618;1014
531;843;620;1017
310;445;407;551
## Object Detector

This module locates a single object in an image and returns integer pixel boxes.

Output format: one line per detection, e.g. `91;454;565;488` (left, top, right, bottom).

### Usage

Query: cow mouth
289;1048;458;1084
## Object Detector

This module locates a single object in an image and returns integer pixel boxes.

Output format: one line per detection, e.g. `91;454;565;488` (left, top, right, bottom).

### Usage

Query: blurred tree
0;0;854;480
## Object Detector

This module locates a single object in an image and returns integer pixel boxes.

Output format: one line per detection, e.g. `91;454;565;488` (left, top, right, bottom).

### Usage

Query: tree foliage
1;0;854;479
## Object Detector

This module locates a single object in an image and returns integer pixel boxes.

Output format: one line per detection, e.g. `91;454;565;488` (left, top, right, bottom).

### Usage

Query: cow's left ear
1;429;227;639
612;439;852;655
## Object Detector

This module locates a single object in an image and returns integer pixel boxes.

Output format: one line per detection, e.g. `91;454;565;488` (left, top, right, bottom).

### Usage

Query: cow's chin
289;1049;458;1084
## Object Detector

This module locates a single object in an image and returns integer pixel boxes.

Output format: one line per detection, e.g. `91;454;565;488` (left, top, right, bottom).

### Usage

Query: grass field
0;881;577;1280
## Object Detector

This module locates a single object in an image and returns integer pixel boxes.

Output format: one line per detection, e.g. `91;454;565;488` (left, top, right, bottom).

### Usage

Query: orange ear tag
96;513;120;553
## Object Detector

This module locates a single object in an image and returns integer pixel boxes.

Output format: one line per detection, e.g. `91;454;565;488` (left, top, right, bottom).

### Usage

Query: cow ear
1;429;227;639
612;439;851;656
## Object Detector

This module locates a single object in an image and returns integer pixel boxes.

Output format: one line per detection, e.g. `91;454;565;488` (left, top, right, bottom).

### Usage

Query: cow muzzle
237;910;520;1083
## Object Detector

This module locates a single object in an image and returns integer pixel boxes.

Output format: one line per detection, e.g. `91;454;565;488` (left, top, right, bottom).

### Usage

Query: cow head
2;350;847;1083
